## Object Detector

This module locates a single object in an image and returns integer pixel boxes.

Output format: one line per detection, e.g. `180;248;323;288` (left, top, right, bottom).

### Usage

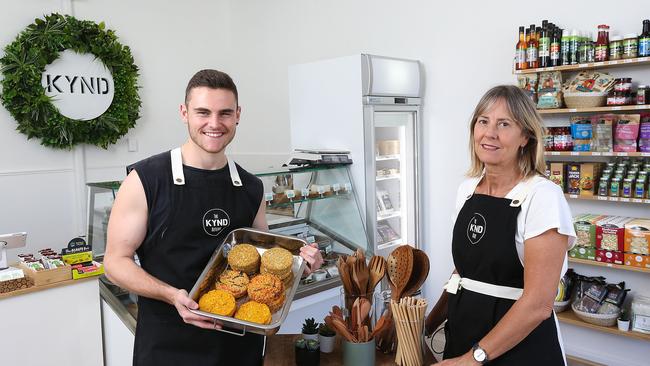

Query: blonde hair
467;85;546;178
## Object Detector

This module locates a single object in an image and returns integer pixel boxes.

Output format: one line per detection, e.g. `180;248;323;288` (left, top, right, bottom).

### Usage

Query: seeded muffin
247;273;285;311
265;291;286;313
198;289;236;317
216;269;250;299
227;243;260;275
261;247;293;277
235;301;272;324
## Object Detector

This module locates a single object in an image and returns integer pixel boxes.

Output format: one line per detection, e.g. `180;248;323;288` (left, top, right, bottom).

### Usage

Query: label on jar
623;39;638;58
550;42;560;60
595;45;608;61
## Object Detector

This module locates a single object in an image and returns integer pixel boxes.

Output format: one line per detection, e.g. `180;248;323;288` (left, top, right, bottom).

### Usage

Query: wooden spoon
387;245;414;300
332;317;357;343
402;249;430;298
359;297;372;327
370;313;387;339
368;255;386;293
352;257;369;296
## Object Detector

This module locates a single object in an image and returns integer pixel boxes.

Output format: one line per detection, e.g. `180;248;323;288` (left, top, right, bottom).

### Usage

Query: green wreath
0;13;141;149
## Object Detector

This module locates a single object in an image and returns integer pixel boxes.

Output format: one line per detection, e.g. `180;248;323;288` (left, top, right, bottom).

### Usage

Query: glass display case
87;164;369;299
256;165;371;297
86;181;120;259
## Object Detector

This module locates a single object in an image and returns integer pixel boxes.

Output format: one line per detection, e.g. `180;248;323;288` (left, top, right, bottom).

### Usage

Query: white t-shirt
453;175;576;275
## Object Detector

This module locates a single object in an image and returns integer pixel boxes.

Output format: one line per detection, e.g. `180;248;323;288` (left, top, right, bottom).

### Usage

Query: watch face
473;348;486;362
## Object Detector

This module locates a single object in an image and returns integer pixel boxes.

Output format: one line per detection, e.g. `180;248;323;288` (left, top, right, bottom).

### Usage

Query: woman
425;85;575;365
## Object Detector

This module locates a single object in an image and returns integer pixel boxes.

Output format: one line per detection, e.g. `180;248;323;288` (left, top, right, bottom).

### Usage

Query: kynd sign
42;50;115;121
0;13;141;149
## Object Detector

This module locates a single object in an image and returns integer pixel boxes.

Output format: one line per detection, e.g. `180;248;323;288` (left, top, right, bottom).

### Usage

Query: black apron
133;149;265;366
444;182;565;365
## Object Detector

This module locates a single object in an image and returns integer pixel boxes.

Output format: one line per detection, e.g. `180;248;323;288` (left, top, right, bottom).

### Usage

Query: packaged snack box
569;246;596;261
580;163;603;197
624;218;650;255
624;253;650;269
574;214;607;248
596;216;634;252
596;249;624;265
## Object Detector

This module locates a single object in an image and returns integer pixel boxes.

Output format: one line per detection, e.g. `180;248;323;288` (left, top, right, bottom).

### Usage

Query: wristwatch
472;343;488;364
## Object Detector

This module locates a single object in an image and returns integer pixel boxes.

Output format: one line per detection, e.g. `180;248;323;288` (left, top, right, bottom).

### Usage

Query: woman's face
473;98;529;171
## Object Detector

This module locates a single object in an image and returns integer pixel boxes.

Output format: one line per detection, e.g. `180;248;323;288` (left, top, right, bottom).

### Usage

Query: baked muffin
261;247;293;277
266;291;286;313
216;269;249;299
247;273;285;312
228;244;260;275
198;289;236;317
235;301;272;324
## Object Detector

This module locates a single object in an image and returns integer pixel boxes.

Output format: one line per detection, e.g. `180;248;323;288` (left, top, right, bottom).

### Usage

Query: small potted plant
295;338;320;366
618;309;630;331
318;323;336;353
302;317;319;341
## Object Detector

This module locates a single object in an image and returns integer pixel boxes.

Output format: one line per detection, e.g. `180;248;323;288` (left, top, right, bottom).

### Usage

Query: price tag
645;200;650;204
592;152;601;156
301;188;310;197
641;153;650;157
264;192;274;202
624;59;633;63
633;199;643;203
617;152;628;156
571;152;580;156
285;190;295;199
551;152;560;155
344;183;352;193
612;106;622;110
597;196;608;201
594;62;604;67
333;183;341;192
547;67;555;71
569;194;578;199
568;109;578;112
620;198;630;202
609;197;619;202
317;186;326;195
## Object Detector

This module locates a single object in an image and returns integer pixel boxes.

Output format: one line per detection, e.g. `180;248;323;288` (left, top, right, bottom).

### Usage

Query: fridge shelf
376;174;400;182
376;154;400;161
377;211;401;221
266;192;353;208
378;238;403;248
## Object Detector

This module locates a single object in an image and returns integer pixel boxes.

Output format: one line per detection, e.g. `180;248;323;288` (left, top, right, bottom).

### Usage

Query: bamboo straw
393;300;417;366
401;299;420;366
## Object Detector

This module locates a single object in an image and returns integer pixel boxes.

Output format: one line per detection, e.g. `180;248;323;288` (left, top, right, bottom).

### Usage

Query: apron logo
202;208;231;236
467;213;487;245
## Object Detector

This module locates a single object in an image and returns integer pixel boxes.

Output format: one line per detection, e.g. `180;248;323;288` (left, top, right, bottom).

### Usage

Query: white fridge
289;54;423;257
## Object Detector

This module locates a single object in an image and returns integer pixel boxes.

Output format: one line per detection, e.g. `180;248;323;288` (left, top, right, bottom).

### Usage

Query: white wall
2;1;650;364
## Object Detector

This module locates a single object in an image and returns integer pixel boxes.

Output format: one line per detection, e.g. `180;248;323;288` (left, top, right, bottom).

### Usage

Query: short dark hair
184;69;238;105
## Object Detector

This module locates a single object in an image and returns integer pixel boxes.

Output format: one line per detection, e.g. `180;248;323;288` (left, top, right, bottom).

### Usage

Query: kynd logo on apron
202;209;231;236
467;213;487;245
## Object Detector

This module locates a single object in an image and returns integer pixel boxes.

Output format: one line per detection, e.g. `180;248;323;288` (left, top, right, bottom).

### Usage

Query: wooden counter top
264;334;437;365
0;276;99;300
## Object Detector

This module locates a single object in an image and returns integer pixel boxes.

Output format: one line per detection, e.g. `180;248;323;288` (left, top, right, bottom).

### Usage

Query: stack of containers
624;218;650;268
570;214;605;260
595;216;634;265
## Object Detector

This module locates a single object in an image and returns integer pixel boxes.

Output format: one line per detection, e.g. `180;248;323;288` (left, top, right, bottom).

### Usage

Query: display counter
0;276;103;366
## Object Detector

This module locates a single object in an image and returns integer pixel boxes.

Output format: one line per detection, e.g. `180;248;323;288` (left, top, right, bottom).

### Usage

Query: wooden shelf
557;310;650;342
568;257;650;274
514;56;650;75
564;194;650;204
538;104;650;114
545;151;650;157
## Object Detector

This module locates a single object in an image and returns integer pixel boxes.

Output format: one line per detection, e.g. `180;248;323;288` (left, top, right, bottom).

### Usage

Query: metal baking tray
188;228;307;336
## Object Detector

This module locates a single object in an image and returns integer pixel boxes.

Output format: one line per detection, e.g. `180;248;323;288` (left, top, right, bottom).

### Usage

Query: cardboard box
624;218;650;255
569;246;596;260
624;253;650;269
567;163;581;194
574;214;607;248
596;216;634;252
596;249;624;265
549;163;565;191
580;163;602;197
18;262;72;286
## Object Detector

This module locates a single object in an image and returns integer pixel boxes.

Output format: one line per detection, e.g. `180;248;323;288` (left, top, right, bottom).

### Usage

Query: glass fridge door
365;108;420;257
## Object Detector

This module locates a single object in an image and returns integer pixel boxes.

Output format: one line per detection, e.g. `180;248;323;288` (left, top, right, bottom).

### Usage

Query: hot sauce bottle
595;24;610;62
527;24;539;69
516;26;528;70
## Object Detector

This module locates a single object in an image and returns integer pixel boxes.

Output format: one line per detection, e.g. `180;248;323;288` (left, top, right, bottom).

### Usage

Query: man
104;69;323;366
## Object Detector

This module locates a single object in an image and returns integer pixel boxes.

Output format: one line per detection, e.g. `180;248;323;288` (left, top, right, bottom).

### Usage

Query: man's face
180;87;240;155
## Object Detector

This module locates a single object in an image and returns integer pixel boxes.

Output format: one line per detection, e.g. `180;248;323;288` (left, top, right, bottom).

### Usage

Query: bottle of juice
516;26;528;70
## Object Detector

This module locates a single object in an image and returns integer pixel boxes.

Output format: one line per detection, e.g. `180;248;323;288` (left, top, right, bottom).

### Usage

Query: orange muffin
266;291;286;313
216;269;249;299
235;301;272;324
198;289;236;317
